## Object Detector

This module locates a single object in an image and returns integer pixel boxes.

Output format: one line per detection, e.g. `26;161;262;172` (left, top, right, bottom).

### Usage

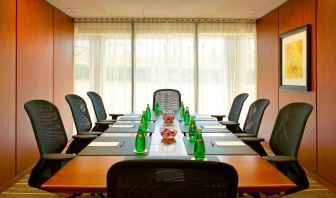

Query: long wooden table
42;116;296;193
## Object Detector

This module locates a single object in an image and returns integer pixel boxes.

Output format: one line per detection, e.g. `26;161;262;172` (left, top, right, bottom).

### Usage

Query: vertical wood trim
256;9;279;141
0;0;16;188
16;0;54;173
316;0;336;186
53;8;74;138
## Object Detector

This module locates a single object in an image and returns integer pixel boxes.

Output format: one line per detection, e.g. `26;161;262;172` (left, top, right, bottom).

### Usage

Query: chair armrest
235;133;255;138
240;137;267;156
96;120;114;125
78;131;102;136
73;134;97;140
109;113;124;120
239;137;265;143
211;114;226;121
219;121;240;126
41;153;75;161
263;155;297;163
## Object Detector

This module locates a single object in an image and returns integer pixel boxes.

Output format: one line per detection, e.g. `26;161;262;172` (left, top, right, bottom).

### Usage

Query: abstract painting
280;25;311;91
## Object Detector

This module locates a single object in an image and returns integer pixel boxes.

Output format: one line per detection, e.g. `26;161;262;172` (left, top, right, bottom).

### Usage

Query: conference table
42;113;296;194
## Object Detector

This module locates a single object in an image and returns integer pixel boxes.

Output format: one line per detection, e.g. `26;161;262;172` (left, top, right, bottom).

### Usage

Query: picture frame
279;24;311;91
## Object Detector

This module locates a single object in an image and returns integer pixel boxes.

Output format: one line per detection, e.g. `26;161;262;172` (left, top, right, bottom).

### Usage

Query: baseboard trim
0;166;32;192
305;168;336;192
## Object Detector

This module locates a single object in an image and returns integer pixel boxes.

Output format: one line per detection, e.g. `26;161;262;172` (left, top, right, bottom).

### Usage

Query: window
74;21;256;122
75;23;132;113
198;23;256;120
134;23;195;112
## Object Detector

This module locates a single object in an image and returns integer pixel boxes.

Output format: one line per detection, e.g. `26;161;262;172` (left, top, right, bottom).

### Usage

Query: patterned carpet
0;174;335;198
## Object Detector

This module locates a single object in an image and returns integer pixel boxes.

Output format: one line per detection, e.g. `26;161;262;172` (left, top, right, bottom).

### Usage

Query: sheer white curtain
74;23;132;115
134;23;195;112
74;21;256;122
198;23;256;122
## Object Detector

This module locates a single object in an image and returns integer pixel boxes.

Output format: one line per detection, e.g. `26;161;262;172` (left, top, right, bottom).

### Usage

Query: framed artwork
280;24;311;91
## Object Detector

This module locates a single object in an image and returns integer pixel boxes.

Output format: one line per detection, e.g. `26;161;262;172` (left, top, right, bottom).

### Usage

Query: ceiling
46;0;287;19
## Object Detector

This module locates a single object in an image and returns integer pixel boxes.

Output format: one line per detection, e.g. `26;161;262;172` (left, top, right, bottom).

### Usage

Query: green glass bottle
135;124;146;153
154;101;161;115
194;129;205;160
188;116;196;140
184;106;190;125
145;104;151;121
179;102;185;119
140;116;148;130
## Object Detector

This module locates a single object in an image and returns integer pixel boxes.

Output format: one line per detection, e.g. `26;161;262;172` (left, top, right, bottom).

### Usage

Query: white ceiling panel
177;0;228;8
215;10;257;18
58;0;104;9
100;0;143;9
177;6;218;18
46;0;67;8
263;0;288;9
106;8;144;17
143;8;179;18
72;9;110;17
142;0;179;8
60;8;79;17
250;10;269;19
218;0;270;11
46;0;288;19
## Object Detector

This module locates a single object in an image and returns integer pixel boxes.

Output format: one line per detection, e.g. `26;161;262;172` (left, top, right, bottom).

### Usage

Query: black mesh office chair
65;94;108;134
107;159;238;198
24;100;96;188
226;99;270;136
87;91;122;122
241;102;313;194
212;93;249;122
153;89;181;113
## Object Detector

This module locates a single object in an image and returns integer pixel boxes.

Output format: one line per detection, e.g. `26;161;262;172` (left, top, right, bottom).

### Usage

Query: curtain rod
74;18;256;23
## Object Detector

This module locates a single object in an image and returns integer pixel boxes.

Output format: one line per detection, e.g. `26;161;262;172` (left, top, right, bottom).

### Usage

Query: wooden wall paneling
278;0;317;172
317;0;336;186
53;8;74;138
0;0;16;189
16;0;54;174
256;10;279;142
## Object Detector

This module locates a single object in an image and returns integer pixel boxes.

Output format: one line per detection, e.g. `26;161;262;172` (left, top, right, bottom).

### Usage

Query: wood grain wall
17;0;54;173
256;9;279;141
0;0;16;188
257;0;336;187
316;0;336;186
278;0;317;172
0;0;74;190
53;8;74;138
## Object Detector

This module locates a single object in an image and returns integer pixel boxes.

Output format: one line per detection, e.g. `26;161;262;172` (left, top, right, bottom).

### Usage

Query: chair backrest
228;93;249;122
153;89;181;113
65;94;93;132
243;99;270;136
107;159;238;198
270;102;313;157
87;91;107;121
24;100;67;156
